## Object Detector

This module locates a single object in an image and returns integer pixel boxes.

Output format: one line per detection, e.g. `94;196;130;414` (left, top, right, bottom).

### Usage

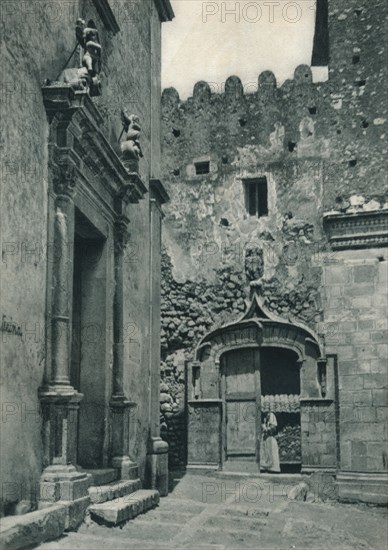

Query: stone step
81;468;118;486
88;478;142;504
89;490;160;526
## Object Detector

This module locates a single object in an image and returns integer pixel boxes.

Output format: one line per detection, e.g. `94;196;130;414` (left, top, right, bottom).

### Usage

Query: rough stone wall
160;0;387;472
0;0;164;513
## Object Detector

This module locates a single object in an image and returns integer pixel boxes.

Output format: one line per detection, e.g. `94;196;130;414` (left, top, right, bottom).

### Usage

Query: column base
111;456;138;480
337;471;388;505
40;465;91;503
147;437;169;496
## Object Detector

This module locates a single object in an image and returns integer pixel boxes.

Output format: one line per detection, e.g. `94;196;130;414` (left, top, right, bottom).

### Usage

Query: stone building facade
160;0;387;503
0;0;173;541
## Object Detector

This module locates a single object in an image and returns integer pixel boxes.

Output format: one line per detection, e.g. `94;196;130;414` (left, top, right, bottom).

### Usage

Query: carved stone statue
60;19;102;97
76;19;101;80
120;110;143;171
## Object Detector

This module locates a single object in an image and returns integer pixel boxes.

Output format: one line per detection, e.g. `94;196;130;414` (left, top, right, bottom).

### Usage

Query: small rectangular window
195;161;210;175
244;177;268;218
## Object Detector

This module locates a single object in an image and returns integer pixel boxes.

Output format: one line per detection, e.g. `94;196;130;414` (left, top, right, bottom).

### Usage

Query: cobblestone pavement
39;472;387;550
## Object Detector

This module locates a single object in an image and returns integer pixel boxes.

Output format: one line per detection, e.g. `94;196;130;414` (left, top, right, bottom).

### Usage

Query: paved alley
38;472;387;550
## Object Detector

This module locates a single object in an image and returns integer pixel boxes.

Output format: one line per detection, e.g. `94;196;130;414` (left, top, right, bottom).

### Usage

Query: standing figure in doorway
260;411;280;473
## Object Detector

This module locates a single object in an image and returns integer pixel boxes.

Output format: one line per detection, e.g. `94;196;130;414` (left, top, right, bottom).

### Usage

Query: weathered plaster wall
0;0;165;512
1;0;76;515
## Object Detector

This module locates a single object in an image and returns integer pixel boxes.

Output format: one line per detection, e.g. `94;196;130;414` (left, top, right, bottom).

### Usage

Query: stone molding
154;0;175;22
323;209;388;250
150;178;170;206
92;0;120;34
337;471;388;505
195;292;324;363
42;85;147;210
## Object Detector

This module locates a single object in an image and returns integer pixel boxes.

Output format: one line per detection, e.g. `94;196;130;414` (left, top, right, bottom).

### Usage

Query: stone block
355;345;378;360
339;391;354;404
340;442;351;470
343;422;385;442
337;472;388;505
371;331;387;343
358;319;375;330
352;441;367;456
353;265;377;284
366;457;385;471
369;358;387;373
59;477;90;501
338;346;356;360
367;442;386;462
40;482;60;503
89;490;159;526
372;389;388;407
371;294;388;308
351;296;372;308
376;407;387;421
320;454;336;467
357;408;377;422
88;479;142;504
351;455;367;471
64;496;90;531
377;344;388;358
352;390;372;406
324;266;349;285
376;318;388;330
0;503;67;550
363;373;387;390
340;405;356;422
340;374;363;390
344;284;374;297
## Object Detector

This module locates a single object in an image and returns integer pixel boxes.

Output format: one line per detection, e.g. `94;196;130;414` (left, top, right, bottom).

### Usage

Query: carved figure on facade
245;246;264;282
120;110;143;172
56;19;102;97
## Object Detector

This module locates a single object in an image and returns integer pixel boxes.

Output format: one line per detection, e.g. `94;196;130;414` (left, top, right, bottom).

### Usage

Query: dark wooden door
223;348;260;463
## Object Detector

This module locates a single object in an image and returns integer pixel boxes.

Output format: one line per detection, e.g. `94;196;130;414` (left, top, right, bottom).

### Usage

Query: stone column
39;161;90;528
146;180;169;496
110;214;138;479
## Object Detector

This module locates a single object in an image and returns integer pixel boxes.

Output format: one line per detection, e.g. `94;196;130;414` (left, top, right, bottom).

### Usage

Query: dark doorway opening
71;210;107;469
260;348;301;472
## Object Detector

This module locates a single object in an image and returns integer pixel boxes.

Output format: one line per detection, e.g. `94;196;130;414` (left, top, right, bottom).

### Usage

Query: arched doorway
187;292;335;474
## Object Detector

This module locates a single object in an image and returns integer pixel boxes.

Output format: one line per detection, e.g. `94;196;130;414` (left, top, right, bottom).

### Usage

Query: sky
161;0;319;99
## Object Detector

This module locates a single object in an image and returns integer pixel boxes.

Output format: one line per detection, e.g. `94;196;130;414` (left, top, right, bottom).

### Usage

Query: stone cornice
92;0;120;34
42;85;147;205
150;178;170;205
323;209;388;250
154;0;175;22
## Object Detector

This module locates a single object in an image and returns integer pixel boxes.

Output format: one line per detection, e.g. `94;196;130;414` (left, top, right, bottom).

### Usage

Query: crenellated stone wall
160;0;388;495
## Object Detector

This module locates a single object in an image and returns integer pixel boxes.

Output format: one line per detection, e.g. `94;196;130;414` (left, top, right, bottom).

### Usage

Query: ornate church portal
187;294;338;474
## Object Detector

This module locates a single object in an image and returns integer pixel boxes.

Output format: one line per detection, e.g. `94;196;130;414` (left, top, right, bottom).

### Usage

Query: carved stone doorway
71;210;108;469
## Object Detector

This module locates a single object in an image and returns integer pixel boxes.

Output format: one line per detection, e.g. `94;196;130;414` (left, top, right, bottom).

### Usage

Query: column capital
52;161;78;197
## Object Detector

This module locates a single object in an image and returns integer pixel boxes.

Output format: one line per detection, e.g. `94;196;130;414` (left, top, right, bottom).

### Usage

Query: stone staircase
85;468;160;526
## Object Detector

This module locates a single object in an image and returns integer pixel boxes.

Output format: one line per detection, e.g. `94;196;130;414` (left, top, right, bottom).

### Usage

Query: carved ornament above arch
195;291;325;364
